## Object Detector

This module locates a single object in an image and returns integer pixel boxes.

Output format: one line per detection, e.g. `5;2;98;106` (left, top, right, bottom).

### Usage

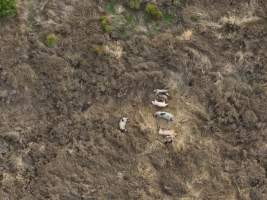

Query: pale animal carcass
151;100;168;108
119;117;128;132
154;111;174;121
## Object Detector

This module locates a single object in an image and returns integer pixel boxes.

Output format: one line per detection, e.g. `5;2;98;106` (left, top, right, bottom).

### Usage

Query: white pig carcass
152;100;168;108
119;117;128;132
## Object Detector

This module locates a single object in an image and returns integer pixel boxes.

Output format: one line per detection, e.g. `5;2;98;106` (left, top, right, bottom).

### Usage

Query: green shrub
0;0;17;17
105;1;116;14
129;0;141;10
163;13;175;24
100;16;112;32
46;34;58;48
145;3;162;20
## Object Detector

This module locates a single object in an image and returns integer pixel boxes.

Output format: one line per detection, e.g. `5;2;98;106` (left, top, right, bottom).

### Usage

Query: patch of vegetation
163;13;175;24
0;0;17;17
172;0;187;7
113;14;138;39
146;22;161;36
190;15;200;22
105;0;116;14
101;1;178;38
100;16;112;32
112;14;127;29
129;0;141;10
145;3;162;20
46;34;58;48
125;14;137;27
113;14;133;39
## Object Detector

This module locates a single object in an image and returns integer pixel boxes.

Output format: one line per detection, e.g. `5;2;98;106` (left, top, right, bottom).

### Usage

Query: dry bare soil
1;0;267;199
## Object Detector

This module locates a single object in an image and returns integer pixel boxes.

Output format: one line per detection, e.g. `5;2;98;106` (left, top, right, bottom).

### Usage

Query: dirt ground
0;0;267;199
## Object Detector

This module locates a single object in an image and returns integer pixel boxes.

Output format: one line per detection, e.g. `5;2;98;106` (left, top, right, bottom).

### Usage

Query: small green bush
129;0;141;10
0;0;17;17
163;13;175;24
100;16;112;32
46;34;58;48
105;1;116;14
145;3;162;20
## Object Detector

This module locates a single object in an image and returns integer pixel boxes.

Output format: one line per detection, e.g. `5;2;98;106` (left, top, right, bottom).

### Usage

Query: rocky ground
0;0;267;199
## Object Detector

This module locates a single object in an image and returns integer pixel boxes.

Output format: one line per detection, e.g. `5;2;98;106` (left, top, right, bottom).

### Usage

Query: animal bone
154;111;174;121
119;117;128;131
152;100;168;108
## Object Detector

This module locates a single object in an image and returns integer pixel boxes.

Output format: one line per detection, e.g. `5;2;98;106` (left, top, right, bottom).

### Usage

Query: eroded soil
0;0;267;199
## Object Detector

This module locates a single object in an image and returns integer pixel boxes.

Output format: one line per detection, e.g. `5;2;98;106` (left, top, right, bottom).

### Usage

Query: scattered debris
152;99;168;108
115;5;125;14
119;117;128;132
153;89;169;96
157;94;168;101
158;129;176;144
1;131;20;142
158;128;176;137
164;135;174;144
177;30;193;41
154;111;174;121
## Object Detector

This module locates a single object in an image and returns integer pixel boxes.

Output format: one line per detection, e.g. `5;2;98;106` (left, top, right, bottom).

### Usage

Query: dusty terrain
0;0;267;199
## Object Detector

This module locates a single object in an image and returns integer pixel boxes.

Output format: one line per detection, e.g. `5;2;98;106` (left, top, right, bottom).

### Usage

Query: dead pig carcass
151;100;168;108
119;117;128;132
154;111;174;121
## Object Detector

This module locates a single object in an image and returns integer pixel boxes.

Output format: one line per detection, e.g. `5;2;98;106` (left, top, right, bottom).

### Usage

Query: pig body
154;111;174;121
119;117;128;131
152;100;168;108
